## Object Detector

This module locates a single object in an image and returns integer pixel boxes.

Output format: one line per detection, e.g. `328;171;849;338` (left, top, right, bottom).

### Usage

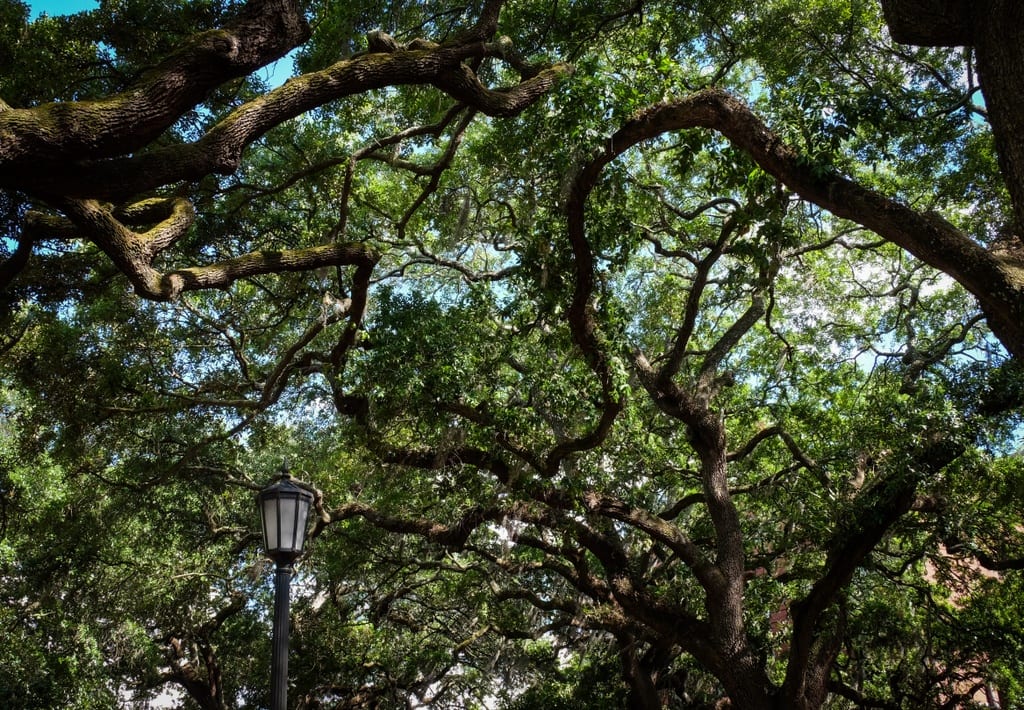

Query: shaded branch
584;87;1024;357
328;500;509;549
581;490;720;592
5;40;572;201
49;194;379;300
781;437;965;704
0;236;33;294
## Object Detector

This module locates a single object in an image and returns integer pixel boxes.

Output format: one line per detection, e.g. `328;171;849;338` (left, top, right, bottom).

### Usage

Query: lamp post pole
258;469;314;710
270;561;293;710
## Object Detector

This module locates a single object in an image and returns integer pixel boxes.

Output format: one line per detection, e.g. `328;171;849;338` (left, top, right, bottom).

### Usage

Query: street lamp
258;468;314;710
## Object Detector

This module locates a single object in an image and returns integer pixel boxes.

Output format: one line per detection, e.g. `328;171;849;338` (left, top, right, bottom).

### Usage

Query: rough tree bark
0;0;571;302
879;0;971;45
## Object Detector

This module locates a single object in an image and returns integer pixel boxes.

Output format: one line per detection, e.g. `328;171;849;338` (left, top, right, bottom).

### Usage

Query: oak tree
2;1;1023;708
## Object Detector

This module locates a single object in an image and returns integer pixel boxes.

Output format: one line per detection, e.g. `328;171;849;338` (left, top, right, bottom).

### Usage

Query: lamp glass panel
262;496;280;550
294;498;311;550
279;497;298;550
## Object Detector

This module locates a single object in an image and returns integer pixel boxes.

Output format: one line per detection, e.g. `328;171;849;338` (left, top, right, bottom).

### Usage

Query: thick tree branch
541;399;621;477
55;197;196;297
591;88;1024;357
879;0;972;46
973;550;1024;572
3;41;572;201
580;491;720;592
41;195;379;299
781;437;965;705
328;500;510;549
0;0;310;166
166;242;379;300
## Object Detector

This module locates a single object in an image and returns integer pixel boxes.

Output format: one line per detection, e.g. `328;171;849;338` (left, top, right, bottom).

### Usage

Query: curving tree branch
2;32;571;201
0;0;571;304
0;0;310;167
588;87;1024;358
781;436;965;706
26;197;380;300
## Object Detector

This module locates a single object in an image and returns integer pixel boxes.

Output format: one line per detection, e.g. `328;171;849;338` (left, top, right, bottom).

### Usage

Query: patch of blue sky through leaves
26;0;295;87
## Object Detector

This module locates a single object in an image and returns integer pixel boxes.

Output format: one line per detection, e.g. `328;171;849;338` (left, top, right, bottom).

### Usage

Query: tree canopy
2;0;1024;707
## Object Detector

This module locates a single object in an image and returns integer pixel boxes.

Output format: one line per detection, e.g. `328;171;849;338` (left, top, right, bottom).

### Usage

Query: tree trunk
616;636;662;710
716;651;780;710
694;426;779;709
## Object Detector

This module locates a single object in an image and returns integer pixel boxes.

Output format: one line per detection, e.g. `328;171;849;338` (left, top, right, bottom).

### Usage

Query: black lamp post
258;469;314;710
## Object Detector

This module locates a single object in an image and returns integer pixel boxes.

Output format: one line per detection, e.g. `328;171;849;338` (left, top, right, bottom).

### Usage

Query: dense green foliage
2;0;1023;707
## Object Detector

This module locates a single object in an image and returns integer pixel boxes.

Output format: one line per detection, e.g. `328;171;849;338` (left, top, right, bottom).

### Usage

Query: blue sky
28;0;97;20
